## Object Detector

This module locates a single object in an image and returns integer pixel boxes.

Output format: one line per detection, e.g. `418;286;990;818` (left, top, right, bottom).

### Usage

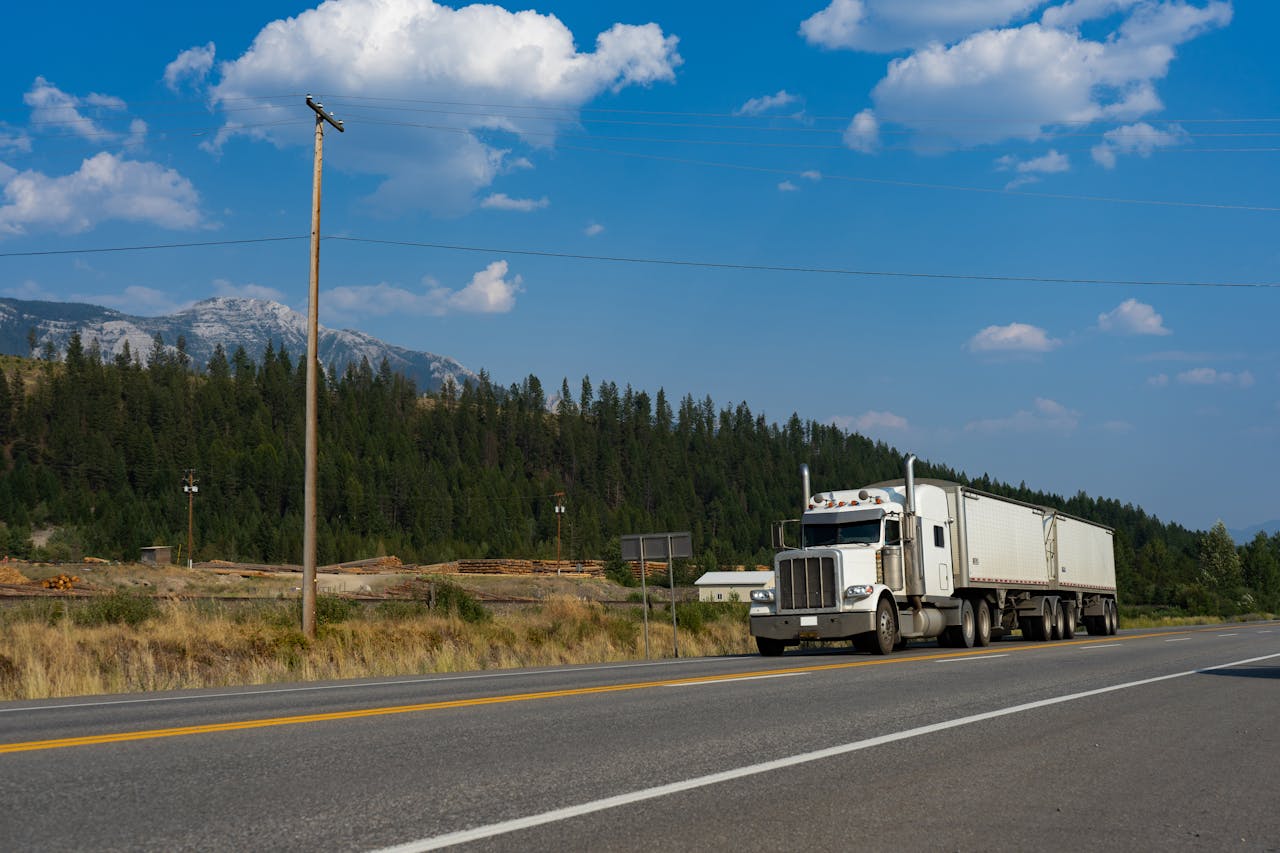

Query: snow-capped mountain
0;296;476;393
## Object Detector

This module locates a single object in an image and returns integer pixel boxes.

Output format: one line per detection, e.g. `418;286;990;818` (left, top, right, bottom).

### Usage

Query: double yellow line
0;624;1264;755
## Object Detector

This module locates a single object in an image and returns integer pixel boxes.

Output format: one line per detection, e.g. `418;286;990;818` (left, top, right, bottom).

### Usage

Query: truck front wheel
871;596;898;655
756;636;785;657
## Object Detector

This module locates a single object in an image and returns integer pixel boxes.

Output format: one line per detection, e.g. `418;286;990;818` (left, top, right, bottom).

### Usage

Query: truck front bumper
751;611;876;642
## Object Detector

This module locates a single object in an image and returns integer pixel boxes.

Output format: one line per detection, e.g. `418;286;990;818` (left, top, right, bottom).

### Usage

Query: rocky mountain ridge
0;296;476;392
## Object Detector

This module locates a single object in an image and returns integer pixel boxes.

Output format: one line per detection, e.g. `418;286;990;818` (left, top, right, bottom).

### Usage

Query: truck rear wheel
871;596;897;655
1107;600;1118;635
974;599;992;647
756;636;785;657
941;600;975;648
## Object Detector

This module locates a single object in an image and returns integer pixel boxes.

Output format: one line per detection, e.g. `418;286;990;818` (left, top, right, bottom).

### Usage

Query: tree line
0;333;1276;616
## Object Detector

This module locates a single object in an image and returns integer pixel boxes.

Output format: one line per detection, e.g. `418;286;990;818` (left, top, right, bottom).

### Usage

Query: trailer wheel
1050;598;1065;641
872;596;898;655
1024;600;1051;641
974;599;992;647
1061;601;1077;640
756;637;785;657
1106;600;1118;635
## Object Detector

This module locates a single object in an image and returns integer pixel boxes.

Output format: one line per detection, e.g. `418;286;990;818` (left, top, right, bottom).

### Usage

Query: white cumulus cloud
480;193;549;212
213;279;285;302
164;43;216;92
736;90;801;116
1091;121;1189;168
24;77;128;141
1148;373;1170;387
968;322;1062;353
996;148;1070;187
584;222;605;237
777;180;799;192
966;397;1081;433
853;411;909;431
1177;367;1254;387
843;108;880;152
324;260;523;318
814;3;1231;152
207;0;681;215
0;152;202;236
801;0;1042;52
1098;298;1171;335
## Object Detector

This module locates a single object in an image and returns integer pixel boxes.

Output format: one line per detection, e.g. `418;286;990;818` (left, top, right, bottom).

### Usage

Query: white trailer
749;454;1118;655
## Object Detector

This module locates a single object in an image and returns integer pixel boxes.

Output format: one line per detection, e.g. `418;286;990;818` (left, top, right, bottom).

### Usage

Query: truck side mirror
771;520;797;550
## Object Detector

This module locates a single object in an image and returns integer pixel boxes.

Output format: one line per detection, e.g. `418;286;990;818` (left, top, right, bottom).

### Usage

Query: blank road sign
620;532;692;561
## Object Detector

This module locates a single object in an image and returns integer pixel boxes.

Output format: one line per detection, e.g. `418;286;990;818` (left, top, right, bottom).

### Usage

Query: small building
695;570;774;603
139;546;173;565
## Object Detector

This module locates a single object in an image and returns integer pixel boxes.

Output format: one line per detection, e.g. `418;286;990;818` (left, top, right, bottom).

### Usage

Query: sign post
621;532;692;660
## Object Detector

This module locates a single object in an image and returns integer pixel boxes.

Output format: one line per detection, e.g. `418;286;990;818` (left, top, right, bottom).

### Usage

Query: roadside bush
315;594;358;626
672;600;749;634
73;591;160;627
433;581;489;623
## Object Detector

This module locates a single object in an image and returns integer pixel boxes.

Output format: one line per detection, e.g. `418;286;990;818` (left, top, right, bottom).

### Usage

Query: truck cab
749;459;957;656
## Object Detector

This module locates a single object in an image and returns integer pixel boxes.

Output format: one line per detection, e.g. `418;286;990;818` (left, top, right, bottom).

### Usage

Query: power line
321;94;1280;125
4;232;1272;289
0;236;308;259
326;235;1278;289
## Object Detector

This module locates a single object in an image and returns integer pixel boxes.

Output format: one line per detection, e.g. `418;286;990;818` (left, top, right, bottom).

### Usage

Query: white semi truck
749;454;1119;656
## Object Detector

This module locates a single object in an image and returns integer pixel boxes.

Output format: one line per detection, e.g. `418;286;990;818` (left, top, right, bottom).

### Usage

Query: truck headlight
844;584;875;600
750;589;775;603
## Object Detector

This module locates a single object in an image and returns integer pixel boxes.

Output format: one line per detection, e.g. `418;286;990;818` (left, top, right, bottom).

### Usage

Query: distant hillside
0;296;475;393
1230;521;1280;544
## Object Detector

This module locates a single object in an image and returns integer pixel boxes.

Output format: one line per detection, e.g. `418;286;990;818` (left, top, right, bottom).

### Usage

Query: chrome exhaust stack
801;463;811;510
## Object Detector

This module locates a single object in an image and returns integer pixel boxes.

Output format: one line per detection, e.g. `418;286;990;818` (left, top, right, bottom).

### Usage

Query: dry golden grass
0;594;754;701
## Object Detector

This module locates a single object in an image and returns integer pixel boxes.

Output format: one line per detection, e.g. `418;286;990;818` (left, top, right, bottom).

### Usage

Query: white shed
695;571;774;603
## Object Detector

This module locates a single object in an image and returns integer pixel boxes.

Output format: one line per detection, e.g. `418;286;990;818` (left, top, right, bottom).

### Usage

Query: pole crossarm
306;95;345;132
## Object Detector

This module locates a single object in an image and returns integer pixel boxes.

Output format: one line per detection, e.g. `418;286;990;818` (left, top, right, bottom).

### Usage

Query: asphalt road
2;622;1278;852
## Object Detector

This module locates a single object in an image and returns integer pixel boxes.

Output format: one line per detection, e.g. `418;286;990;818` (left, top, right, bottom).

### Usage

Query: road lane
0;622;1276;851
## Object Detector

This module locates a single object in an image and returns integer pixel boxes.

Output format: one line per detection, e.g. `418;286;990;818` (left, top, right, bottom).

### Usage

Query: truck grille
777;555;836;610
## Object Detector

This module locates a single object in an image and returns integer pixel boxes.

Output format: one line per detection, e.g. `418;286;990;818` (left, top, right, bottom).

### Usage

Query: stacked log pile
455;559;606;577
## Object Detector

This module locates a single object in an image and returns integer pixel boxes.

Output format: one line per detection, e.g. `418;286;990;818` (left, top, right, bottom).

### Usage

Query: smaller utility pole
554;492;565;575
182;470;198;569
302;94;344;640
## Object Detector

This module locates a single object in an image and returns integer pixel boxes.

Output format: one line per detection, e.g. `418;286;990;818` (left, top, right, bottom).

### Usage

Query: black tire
1024;600;1051;641
1107;600;1118;635
1084;615;1103;635
974;599;992;647
955;600;975;648
872;596;898;655
1050;599;1064;641
756;636;785;657
1061;601;1077;640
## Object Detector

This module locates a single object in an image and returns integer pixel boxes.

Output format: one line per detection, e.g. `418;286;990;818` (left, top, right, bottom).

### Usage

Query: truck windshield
803;519;882;547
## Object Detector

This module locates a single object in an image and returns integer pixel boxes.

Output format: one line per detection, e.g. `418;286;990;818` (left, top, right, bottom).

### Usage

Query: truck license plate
800;616;818;627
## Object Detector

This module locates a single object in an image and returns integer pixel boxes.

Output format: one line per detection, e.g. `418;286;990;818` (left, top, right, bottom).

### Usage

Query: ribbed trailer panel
961;492;1051;588
1054;514;1117;592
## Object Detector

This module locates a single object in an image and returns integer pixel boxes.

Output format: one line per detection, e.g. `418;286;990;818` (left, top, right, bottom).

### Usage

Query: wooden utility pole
554;492;565;575
183;470;198;569
303;94;343;639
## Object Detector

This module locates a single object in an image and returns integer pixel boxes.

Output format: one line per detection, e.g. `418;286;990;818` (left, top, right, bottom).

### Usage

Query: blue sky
2;0;1278;533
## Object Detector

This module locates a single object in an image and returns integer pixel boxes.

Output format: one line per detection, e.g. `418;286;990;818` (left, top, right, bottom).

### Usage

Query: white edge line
1217;633;1239;637
935;654;1009;663
372;652;1280;853
1080;643;1122;649
0;656;736;715
1165;638;1192;642
663;673;804;687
